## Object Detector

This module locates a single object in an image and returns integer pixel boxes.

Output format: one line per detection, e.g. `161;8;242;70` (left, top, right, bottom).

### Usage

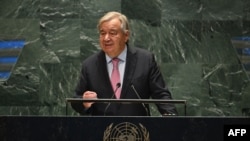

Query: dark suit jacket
71;46;178;116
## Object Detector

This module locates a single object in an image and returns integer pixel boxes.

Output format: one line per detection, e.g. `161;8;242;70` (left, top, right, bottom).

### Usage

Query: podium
1;116;249;141
65;98;187;116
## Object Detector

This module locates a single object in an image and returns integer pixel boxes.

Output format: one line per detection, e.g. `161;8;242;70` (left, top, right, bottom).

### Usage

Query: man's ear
124;30;130;42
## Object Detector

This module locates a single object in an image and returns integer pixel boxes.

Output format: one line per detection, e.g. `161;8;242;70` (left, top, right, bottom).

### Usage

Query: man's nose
104;33;111;41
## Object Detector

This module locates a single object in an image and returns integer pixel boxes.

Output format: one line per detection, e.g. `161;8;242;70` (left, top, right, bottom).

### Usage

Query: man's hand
82;91;97;109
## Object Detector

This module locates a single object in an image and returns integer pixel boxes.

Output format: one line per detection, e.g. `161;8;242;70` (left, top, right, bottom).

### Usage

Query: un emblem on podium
103;122;150;141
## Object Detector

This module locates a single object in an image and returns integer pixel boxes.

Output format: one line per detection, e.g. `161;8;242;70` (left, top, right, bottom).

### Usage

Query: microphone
104;82;121;115
131;84;150;116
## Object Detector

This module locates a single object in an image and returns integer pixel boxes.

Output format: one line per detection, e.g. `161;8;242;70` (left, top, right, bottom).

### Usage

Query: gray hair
97;11;129;33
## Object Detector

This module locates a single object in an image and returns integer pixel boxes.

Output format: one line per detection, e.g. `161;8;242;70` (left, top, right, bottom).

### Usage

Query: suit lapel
97;51;114;98
120;46;137;99
96;47;138;99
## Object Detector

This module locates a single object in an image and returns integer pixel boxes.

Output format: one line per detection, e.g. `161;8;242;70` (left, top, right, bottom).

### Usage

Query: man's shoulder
130;46;153;56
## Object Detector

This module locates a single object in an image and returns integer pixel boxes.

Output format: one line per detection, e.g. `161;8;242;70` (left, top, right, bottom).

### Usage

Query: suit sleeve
71;63;91;115
149;54;178;115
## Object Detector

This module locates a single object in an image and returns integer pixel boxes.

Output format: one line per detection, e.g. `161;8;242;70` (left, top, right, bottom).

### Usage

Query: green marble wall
0;0;249;116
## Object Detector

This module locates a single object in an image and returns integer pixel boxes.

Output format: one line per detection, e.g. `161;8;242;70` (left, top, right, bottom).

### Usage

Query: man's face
99;18;129;58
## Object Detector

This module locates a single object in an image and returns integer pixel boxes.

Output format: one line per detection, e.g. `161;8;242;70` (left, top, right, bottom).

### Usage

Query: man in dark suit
71;11;178;116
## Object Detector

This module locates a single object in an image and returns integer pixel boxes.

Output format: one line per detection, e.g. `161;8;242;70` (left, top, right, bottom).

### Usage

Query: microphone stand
131;84;150;116
103;83;121;116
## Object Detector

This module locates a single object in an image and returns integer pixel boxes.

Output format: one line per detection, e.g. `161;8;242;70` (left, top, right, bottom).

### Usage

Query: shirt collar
105;46;127;63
